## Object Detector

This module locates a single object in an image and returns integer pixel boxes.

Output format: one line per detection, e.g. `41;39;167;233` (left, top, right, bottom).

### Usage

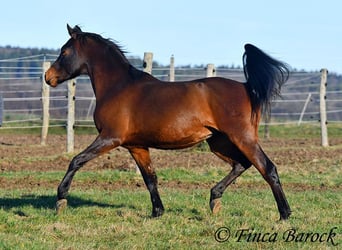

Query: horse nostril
44;72;51;84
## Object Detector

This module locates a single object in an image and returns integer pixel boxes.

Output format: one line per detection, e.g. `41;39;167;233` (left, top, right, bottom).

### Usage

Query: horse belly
150;129;212;149
128;117;213;149
156;126;212;149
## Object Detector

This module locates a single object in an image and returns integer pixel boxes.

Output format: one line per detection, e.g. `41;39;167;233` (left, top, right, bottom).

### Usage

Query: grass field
0;125;341;249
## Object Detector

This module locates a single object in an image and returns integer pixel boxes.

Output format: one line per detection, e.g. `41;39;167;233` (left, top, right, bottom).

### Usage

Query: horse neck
86;55;130;99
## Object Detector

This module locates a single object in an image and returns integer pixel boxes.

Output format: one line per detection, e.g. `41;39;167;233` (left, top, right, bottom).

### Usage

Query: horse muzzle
45;67;60;87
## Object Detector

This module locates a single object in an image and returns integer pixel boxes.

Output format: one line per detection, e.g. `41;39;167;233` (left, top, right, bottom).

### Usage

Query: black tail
243;44;290;116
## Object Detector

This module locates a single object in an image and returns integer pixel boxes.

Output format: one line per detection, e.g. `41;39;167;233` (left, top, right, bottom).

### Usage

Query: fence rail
0;54;341;151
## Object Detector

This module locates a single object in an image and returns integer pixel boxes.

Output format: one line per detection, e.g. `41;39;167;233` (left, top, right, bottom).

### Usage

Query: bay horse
45;25;291;220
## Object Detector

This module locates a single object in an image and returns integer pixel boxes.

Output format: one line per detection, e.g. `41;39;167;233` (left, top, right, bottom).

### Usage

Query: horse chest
93;104;129;132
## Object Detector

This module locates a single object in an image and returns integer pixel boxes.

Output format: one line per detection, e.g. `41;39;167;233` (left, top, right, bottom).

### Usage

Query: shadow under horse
45;25;291;220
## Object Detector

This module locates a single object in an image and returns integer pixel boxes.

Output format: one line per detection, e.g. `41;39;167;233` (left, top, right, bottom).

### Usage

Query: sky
1;0;341;74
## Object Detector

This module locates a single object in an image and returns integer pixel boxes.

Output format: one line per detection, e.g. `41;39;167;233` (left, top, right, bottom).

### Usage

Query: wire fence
0;54;341;132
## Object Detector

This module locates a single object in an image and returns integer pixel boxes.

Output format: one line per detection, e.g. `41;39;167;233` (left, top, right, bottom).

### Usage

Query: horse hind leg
230;135;291;220
128;147;164;217
258;148;291;220
209;162;248;214
206;134;252;214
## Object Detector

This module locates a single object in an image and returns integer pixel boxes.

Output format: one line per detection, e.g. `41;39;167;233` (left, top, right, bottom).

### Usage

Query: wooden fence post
320;68;329;147
206;64;216;77
67;79;76;153
169;55;175;82
143;52;153;74
41;61;50;145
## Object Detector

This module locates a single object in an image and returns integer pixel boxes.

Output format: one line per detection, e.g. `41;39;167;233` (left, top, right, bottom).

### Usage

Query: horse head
45;24;88;87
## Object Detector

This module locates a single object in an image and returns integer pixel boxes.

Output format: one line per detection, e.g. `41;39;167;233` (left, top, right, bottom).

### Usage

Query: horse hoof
152;208;164;218
210;198;222;214
279;210;292;221
56;199;68;215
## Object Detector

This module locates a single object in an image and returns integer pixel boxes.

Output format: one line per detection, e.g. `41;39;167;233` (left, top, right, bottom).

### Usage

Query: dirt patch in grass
1;134;341;192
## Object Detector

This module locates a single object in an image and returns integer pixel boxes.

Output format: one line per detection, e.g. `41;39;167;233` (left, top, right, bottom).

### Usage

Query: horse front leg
128;147;164;217
56;136;120;214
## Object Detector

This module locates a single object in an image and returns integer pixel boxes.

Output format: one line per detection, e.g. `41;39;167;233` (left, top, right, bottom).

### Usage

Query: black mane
69;25;150;80
78;31;130;64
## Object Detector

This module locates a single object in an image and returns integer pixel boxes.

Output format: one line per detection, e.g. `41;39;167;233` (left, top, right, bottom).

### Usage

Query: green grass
258;123;342;139
0;117;98;135
0;187;340;249
1;165;341;249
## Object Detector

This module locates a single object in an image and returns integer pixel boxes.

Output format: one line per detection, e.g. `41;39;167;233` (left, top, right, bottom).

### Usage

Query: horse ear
67;24;82;39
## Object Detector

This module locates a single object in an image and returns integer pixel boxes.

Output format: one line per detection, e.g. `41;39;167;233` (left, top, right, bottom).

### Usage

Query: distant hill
0;46;59;59
1;45;341;76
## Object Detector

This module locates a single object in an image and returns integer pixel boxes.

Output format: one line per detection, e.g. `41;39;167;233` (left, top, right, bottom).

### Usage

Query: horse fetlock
210;187;223;200
56;199;68;215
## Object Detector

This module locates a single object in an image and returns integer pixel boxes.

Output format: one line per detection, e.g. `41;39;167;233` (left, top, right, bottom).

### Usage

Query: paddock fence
0;53;341;151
